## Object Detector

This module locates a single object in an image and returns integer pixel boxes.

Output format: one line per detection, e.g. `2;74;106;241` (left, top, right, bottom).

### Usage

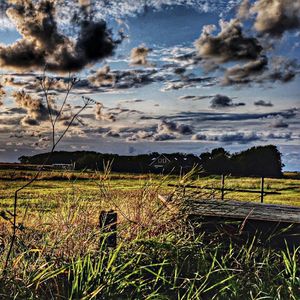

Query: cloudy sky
0;0;299;170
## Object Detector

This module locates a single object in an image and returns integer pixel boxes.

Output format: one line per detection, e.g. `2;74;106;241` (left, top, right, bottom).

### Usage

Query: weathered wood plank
184;199;300;224
184;199;300;249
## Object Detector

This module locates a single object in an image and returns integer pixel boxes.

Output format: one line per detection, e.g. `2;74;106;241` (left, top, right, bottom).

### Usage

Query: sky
0;0;299;170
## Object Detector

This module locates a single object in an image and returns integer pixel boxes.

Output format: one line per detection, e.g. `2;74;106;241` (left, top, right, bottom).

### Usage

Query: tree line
18;145;283;178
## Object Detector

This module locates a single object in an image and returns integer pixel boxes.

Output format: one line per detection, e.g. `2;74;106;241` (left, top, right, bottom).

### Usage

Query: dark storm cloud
238;0;300;37
249;0;300;37
254;100;273;107
158;119;194;135
192;17;282;86
195;19;263;62
0;0;118;73
176;124;194;135
192;1;300;86
124;120;193;142
222;56;268;85
210;94;245;109
222;56;299;86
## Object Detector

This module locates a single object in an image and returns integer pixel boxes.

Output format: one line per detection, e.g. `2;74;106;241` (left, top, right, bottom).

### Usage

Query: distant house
149;154;171;170
148;154;201;174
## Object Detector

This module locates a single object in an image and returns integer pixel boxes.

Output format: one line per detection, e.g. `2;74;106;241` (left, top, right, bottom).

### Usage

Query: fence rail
168;176;281;203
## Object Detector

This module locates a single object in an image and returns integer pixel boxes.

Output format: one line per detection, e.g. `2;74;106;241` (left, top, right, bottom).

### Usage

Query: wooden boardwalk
184;199;300;248
185;199;300;224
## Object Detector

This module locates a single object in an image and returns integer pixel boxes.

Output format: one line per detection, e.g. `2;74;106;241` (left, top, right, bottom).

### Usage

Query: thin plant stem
2;75;93;273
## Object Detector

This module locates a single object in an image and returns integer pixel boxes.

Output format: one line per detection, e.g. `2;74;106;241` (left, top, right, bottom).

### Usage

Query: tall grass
0;169;299;299
1;234;299;299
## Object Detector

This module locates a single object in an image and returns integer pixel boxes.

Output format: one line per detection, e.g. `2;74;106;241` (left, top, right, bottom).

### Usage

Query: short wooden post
260;177;264;203
221;174;225;201
99;210;117;248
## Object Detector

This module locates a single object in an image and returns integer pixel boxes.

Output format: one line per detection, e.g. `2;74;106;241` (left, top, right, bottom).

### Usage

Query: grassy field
0;169;299;299
0;170;299;216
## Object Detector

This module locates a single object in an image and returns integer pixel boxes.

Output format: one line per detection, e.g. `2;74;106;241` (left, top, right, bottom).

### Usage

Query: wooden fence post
99;210;117;248
221;174;225;201
260;177;264;203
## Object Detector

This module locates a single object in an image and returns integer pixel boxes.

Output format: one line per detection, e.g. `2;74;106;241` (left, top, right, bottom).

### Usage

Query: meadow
0;169;299;215
0;169;299;299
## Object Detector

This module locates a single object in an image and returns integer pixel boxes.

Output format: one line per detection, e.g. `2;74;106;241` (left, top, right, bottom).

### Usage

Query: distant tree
200;148;231;175
199;145;282;178
18;156;30;164
75;153;99;170
211;148;229;157
231;145;283;177
200;152;211;162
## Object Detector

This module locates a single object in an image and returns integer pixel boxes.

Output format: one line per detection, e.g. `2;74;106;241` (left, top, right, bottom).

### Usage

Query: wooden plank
184;199;300;224
185;200;300;249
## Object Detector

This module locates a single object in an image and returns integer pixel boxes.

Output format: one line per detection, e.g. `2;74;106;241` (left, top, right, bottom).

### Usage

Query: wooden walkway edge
184;199;300;224
184;199;300;248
